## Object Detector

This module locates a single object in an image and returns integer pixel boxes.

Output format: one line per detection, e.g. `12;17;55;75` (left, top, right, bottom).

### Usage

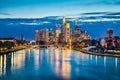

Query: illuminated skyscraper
40;29;44;41
64;23;71;42
106;29;114;49
63;16;66;24
44;29;49;43
55;25;61;42
20;33;24;42
49;28;55;42
107;28;113;38
34;30;39;41
63;16;71;48
56;25;61;38
40;29;49;43
74;24;80;35
73;24;81;41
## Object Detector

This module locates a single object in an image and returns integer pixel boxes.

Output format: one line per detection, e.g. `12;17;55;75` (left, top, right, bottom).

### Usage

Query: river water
0;48;120;80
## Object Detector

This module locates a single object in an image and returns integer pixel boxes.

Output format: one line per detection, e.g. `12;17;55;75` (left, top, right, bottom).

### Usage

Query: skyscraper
63;16;71;48
73;24;81;41
107;29;113;38
49;28;55;42
44;29;49;43
20;33;24;41
40;29;49;43
55;25;61;42
106;29;114;49
40;29;44;41
34;30;39;41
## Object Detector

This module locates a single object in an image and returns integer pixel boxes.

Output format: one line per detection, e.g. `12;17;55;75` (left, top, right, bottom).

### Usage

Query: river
0;48;120;80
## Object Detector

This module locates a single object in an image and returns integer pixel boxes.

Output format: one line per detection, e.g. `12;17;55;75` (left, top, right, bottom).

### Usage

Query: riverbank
0;46;27;55
73;47;120;58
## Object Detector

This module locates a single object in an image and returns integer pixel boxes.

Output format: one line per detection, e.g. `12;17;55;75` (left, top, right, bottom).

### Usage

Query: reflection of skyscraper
34;30;39;41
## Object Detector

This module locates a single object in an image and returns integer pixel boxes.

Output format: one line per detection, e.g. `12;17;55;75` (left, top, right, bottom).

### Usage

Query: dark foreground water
0;48;120;80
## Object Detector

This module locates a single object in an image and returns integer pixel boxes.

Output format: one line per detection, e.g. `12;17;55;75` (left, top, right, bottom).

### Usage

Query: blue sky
0;0;120;18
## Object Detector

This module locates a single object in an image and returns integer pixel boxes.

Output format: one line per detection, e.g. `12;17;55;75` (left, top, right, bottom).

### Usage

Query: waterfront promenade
0;46;27;55
72;47;120;58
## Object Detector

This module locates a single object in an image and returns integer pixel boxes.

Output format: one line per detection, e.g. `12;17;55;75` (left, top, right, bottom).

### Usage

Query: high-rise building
73;24;81;41
44;29;49;43
107;28;113;38
40;29;44;41
63;16;71;48
74;24;81;35
63;16;66;25
55;25;61;42
55;25;61;38
34;30;39;41
40;29;49;43
49;28;55;42
65;23;71;42
20;33;24;41
59;33;64;43
106;29;114;49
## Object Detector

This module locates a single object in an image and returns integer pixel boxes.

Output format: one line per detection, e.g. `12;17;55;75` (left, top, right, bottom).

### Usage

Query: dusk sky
0;0;120;18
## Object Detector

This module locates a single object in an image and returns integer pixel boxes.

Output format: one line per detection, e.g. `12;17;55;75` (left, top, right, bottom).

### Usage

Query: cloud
75;0;120;5
8;21;52;25
102;0;120;5
0;12;11;16
79;18;120;22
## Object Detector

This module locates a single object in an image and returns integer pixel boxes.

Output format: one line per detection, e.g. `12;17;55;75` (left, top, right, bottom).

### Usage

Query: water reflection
52;49;71;79
115;58;118;72
0;48;120;80
104;56;106;68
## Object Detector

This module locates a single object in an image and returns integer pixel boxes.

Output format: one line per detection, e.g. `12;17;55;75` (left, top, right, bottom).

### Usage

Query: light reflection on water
0;48;120;80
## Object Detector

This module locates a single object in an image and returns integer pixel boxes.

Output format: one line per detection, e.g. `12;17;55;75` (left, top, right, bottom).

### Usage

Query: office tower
63;17;71;43
34;30;39;41
106;29;114;49
74;24;81;41
74;24;81;35
44;29;49;43
20;33;24;41
40;29;49;43
63;16;66;24
55;25;61;42
107;29;113;38
49;28;54;42
62;16;71;48
40;29;44;41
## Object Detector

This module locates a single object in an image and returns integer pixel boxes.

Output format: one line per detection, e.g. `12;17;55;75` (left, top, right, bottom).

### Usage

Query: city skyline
0;0;120;18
